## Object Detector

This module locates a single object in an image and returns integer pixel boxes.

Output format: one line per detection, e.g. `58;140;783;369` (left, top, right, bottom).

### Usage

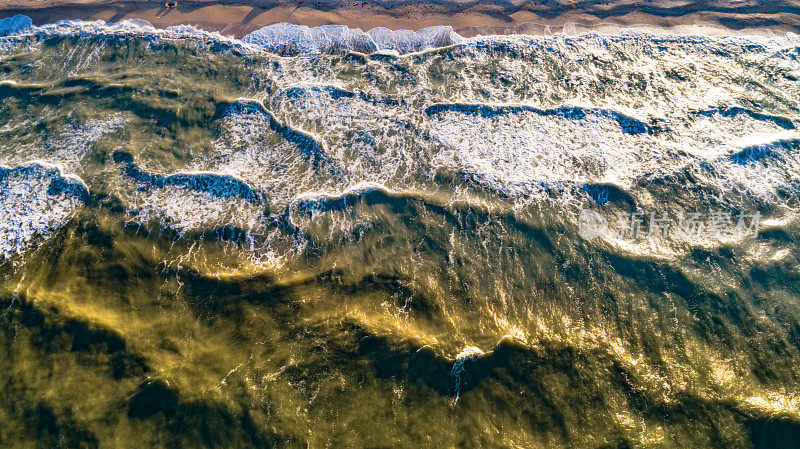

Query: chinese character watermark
578;209;761;241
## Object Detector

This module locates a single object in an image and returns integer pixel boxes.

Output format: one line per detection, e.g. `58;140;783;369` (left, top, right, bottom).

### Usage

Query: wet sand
2;0;800;37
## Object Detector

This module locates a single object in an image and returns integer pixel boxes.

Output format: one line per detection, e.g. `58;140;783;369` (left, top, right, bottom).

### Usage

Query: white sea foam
46;114;129;171
242;23;465;55
125;185;264;235
0;113;129;174
0;14;32;37
2;14;800;58
204;98;342;206
451;346;485;402
2;15;799;259
428;108;652;196
0;17;251;52
0;162;87;260
425;106;800;200
1;17;465;56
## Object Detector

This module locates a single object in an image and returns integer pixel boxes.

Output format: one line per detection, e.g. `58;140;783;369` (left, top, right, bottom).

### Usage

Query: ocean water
1;15;800;448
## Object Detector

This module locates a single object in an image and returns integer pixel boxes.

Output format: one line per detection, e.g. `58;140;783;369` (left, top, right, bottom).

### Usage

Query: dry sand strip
1;0;800;37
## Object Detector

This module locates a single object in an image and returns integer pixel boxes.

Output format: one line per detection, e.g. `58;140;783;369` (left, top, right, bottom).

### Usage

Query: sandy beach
2;0;800;37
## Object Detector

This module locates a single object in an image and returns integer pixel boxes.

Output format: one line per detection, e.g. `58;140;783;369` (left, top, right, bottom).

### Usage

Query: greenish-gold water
1;20;800;448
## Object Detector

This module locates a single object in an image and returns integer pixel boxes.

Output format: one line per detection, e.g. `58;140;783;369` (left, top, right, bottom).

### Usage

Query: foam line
728;139;799;165
695;107;795;130
242;23;465;55
424;103;655;135
112;151;266;205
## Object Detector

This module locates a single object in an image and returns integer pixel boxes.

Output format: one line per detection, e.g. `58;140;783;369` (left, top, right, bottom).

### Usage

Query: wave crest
242;23;465;55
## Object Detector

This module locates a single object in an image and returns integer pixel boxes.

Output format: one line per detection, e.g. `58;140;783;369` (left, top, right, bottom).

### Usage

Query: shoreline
2;1;800;38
